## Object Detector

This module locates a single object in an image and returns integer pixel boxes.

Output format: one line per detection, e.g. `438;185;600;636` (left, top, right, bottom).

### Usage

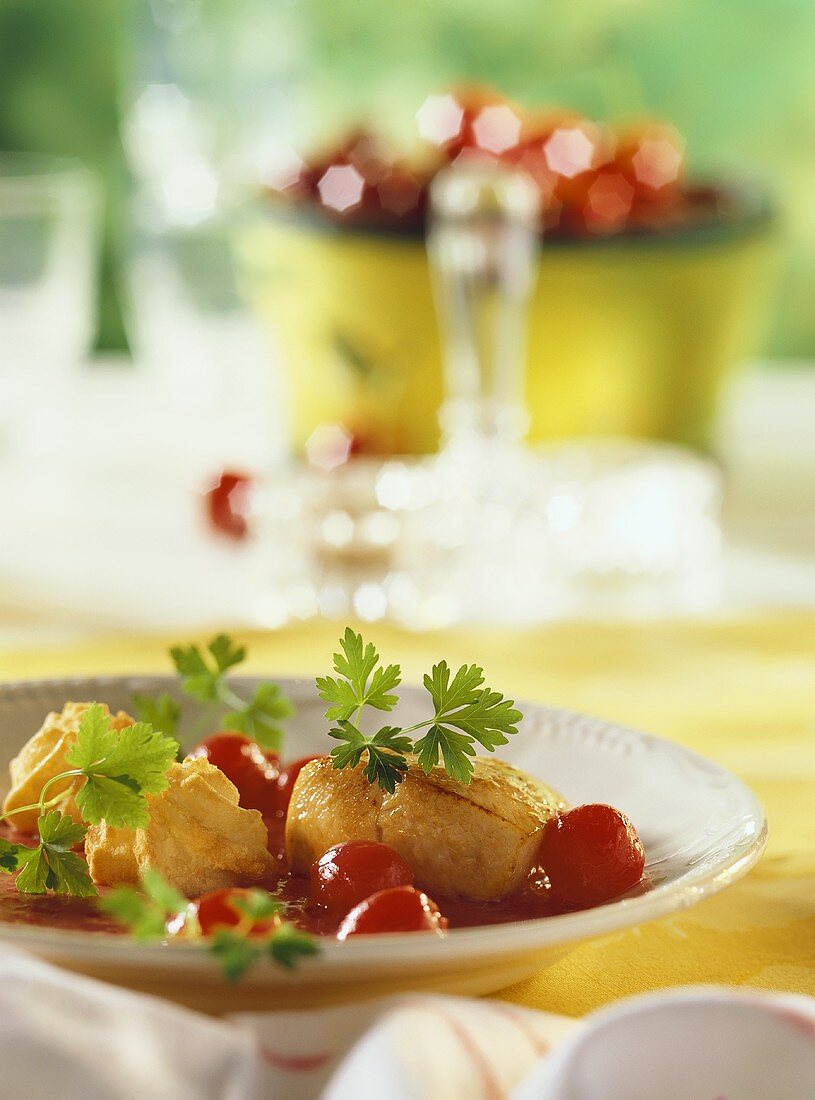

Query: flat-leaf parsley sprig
134;634;294;753
0;704;178;897
317;628;523;792
102;871;320;982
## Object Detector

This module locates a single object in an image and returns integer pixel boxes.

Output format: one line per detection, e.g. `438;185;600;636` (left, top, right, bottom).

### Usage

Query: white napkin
0;946;573;1100
1;945;814;1100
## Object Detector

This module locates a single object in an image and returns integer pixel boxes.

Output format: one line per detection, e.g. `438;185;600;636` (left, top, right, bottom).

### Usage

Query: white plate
0;676;766;1013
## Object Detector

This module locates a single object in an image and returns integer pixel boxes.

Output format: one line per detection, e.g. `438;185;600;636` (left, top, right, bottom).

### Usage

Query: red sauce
0;816;644;939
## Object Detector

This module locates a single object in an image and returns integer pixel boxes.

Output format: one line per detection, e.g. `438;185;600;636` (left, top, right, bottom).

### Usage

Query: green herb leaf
424;661;484;715
210;929;262;982
229;888;284;923
210;921;319;981
67;706;179;829
133;692;181;740
141;867;188;915
317;628;401;721
101;867;188;939
222;683;295;752
169;643;215;701
208;634;247;675
100;886;170;939
16;812;95;897
414;724;477;784
0;837;34;874
170;635;248;703
267;922;321;969
320;631;524;790
329;722;411;793
437;689;523;751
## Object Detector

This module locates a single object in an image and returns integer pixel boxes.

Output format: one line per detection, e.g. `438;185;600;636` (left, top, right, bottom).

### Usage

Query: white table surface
0;360;812;649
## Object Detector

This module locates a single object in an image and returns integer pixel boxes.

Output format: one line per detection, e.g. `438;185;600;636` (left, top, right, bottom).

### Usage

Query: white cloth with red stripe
0;947;813;1099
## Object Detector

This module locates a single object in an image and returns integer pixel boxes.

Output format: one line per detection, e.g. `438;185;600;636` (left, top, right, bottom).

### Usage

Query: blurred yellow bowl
239;193;775;455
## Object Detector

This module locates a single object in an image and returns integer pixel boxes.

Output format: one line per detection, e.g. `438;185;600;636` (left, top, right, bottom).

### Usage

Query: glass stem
428;161;540;454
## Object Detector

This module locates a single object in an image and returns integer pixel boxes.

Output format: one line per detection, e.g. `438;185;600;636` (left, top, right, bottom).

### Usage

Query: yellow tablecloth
1;613;813;1017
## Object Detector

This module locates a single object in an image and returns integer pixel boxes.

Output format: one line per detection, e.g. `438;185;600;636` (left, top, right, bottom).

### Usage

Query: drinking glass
0;154;98;372
0;154;99;446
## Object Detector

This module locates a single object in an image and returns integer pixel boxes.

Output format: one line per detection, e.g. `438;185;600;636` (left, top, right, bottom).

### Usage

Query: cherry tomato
180;888;276;937
418;85;522;161
615;123;685;200
274;755;324;818
537;803;645;909
205;470;253;541
337;886;447;939
190;732;280;814
310;841;414;913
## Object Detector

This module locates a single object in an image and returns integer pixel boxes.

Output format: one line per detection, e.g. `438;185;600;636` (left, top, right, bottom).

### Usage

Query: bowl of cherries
239;84;774;457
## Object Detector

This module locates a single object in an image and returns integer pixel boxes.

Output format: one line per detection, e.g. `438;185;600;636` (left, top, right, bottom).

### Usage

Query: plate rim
0;674;768;975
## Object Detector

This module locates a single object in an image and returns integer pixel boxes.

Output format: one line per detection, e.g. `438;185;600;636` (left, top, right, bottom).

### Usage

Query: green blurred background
1;0;813;359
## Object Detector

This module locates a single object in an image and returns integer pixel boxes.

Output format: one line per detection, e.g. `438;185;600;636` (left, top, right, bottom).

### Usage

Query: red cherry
274;755;325;818
537;803;645;909
337;885;447;939
343;129;392;187
189;732;280;814
316;158;372;216
376;165;424;219
416;86;522;161
310;841;414;914
615;123;685;199
507;115;613;231
182;888;277;937
205;470;253;541
563;165;635;237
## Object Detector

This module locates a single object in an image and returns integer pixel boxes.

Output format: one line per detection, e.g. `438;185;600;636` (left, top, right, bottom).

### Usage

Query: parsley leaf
210;921;319;981
414;724;477;784
210;930;261;982
319;632;524;791
67;704;179;828
132;692;181;740
208;634;248;674
16;812;96;897
424;661;484;714
436;688;523;751
100;886;170;939
0;837;34;874
102;871;319;982
170;635;247;702
101;867;188;939
317;628;401;721
267;922;321;969
164;634;294;754
222;682;294;752
329;722;411;793
229;889;284;923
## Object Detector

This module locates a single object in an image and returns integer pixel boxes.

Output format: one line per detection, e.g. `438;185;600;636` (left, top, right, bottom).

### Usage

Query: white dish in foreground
0;676;766;1012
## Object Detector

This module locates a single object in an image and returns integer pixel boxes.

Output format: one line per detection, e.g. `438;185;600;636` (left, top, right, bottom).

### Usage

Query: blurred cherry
376;164;424;219
316;160;369;215
343;129;392;187
577;166;635;236
416;86;522;161
616;123;685;199
205;470;253;541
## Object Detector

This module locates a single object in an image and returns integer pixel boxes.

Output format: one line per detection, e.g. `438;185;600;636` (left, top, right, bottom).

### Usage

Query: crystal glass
0;155;98;372
251;161;724;628
0;154;99;451
428;163;540;452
